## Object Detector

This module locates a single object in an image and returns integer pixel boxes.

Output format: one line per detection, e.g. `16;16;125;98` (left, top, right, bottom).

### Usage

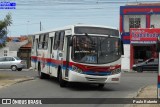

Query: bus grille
85;77;107;82
83;72;111;76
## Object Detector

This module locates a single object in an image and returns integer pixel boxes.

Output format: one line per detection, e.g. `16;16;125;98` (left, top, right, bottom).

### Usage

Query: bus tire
98;84;105;88
38;64;47;79
58;69;67;87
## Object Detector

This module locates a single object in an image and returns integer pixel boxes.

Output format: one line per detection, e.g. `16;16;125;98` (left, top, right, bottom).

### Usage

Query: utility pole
40;21;42;31
27;21;29;36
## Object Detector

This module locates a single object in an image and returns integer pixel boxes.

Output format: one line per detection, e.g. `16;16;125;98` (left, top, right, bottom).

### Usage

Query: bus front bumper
67;71;121;84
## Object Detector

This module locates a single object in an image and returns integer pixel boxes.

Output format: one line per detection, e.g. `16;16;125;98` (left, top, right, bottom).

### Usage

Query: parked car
0;56;26;71
132;58;158;72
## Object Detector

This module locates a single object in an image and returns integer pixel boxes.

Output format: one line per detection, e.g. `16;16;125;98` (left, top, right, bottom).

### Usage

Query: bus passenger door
48;32;57;77
64;35;71;78
50;32;64;77
50;31;66;77
57;31;65;67
48;34;53;75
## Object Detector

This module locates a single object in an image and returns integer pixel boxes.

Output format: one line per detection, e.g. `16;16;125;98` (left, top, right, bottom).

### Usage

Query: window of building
129;18;141;28
4;50;7;53
150;15;160;28
4;50;7;56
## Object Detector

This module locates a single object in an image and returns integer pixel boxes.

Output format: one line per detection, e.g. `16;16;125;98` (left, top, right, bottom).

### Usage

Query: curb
121;70;137;73
124;85;150;107
0;77;35;89
135;85;147;98
14;77;35;83
125;86;146;98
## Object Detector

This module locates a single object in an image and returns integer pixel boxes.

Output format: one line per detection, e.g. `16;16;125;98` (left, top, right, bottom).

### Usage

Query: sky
0;0;160;36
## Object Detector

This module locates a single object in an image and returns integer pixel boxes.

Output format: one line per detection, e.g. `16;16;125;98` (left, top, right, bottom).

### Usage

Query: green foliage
0;13;12;47
0;13;12;37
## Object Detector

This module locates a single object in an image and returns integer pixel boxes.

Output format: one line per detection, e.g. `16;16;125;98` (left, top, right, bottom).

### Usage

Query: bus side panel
49;31;66;78
48;36;58;77
31;35;38;70
50;49;59;77
37;50;49;74
47;36;52;76
62;36;69;80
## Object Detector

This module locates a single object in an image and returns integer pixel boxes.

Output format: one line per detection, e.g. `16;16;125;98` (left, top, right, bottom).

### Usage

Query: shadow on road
39;76;116;91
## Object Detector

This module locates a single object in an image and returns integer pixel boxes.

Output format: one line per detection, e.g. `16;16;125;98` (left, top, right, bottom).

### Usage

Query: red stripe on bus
31;56;121;72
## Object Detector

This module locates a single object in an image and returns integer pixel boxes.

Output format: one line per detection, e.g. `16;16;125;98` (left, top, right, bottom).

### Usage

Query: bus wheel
98;84;105;88
58;69;67;87
38;64;47;79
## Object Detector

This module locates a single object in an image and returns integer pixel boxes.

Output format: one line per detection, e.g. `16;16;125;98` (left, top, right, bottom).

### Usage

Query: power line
12;23;39;26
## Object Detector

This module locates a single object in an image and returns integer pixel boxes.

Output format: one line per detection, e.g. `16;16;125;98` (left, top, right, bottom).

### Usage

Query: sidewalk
0;73;34;89
128;84;160;107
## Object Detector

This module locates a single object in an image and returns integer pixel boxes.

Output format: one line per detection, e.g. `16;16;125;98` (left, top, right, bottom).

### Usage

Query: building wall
0;47;17;57
124;15;146;32
18;49;31;68
121;44;130;70
9;51;17;57
0;47;9;57
120;5;160;71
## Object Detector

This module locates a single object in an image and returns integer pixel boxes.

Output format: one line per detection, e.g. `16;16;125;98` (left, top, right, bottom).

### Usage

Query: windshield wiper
99;37;110;56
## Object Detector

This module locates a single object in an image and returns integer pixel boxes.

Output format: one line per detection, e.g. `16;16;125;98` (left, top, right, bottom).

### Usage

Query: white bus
31;24;124;88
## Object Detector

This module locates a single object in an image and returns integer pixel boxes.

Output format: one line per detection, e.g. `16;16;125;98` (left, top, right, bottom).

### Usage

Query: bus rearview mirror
156;41;160;52
67;36;73;46
157;36;160;52
121;40;124;55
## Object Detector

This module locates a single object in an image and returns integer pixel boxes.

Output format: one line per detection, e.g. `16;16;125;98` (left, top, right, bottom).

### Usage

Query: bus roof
32;24;118;35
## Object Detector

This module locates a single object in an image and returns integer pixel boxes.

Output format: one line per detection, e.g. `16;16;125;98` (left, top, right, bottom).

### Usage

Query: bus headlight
111;68;121;74
72;65;83;74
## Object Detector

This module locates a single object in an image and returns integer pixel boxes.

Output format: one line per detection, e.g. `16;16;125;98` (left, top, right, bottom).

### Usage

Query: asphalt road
0;69;157;107
0;69;37;77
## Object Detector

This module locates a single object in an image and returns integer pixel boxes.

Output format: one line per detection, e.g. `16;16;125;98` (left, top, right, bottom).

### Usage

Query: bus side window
53;32;60;50
59;31;65;50
43;33;49;49
53;31;65;50
38;34;49;49
38;34;44;49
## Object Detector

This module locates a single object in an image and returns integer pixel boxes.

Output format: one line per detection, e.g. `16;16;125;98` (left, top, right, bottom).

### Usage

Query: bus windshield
72;35;122;64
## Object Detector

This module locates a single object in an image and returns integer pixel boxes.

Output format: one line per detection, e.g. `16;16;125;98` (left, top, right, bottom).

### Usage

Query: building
120;3;160;71
0;40;28;57
0;36;32;68
18;42;32;68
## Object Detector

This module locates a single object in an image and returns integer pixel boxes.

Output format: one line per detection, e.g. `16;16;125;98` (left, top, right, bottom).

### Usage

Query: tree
0;13;12;48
